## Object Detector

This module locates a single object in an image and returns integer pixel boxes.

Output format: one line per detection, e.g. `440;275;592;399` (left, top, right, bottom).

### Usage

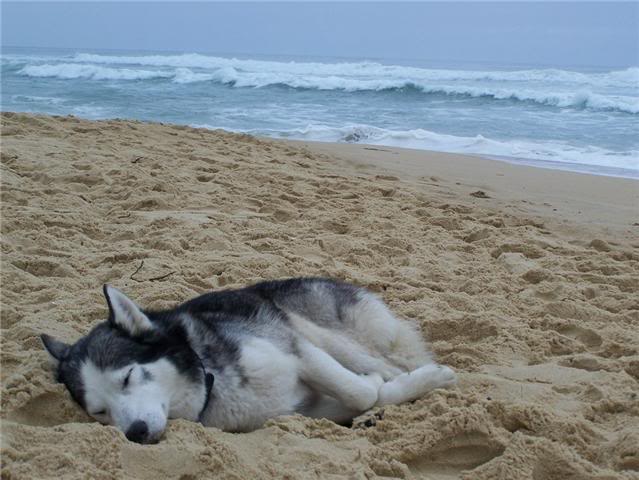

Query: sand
1;112;638;480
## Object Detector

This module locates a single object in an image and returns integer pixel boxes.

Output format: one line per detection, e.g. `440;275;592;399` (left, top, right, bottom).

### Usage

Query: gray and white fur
42;277;456;443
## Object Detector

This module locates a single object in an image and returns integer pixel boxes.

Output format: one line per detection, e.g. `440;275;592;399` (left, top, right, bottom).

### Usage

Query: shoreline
241;132;639;181
4;109;639;177
477;153;639;180
3;108;637;181
283;137;638;237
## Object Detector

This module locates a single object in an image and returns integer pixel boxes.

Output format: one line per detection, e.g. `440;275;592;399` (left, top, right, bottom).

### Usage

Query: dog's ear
41;334;70;362
103;285;154;336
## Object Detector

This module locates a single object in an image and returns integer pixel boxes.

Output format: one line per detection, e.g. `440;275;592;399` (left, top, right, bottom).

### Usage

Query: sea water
2;46;638;178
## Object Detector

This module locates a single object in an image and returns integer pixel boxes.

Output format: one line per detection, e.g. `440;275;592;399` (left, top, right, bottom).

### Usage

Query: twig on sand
130;261;145;281
146;271;175;282
130;260;176;282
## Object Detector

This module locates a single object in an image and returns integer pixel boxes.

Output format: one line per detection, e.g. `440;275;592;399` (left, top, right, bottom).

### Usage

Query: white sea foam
71;53;639;88
11;95;65;105
191;123;638;173
19;63;174;81
70;105;113;118
418;86;639;114
172;67;215;84
17;63;217;84
19;53;638;113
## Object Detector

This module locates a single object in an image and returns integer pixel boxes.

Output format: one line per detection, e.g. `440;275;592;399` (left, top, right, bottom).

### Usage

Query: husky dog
42;278;456;443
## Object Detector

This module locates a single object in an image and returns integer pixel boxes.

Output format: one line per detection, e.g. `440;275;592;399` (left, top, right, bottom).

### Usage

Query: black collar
198;372;214;423
192;347;214;423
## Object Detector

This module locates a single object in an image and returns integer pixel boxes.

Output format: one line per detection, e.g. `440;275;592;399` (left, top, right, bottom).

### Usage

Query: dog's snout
125;420;149;443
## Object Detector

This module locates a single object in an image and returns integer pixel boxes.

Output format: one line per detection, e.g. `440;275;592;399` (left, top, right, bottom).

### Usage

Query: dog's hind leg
376;364;457;406
342;292;433;372
287;311;402;380
297;340;384;412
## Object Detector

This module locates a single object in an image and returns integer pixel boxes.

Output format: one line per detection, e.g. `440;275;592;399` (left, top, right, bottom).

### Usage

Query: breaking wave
19;63;175;81
70;53;639;87
17;63;223;85
14;53;639;114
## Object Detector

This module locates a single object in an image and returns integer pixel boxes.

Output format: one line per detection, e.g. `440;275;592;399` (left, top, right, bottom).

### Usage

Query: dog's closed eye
123;367;133;388
91;410;107;416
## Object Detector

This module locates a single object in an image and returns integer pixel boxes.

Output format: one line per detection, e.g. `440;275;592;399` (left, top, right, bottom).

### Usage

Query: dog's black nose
125;420;149;443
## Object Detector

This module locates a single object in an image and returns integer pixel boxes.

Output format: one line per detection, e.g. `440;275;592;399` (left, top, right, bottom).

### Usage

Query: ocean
2;46;638;178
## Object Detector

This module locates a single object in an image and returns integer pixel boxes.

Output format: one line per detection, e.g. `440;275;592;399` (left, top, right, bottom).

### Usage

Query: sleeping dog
42;277;456;443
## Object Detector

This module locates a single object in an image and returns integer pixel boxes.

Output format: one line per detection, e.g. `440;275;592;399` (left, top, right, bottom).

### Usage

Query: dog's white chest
201;337;307;431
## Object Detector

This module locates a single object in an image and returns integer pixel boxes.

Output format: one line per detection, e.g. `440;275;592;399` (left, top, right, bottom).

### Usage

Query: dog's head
41;286;212;444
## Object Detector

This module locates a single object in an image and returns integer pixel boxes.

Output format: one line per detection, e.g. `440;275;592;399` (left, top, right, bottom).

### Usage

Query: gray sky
2;2;638;68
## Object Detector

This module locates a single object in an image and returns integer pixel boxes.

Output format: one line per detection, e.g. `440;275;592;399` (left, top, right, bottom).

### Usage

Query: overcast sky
2;2;638;68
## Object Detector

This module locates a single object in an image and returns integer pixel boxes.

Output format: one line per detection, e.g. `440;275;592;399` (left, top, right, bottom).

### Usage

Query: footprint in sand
554;325;603;349
557;353;606;372
406;431;505;478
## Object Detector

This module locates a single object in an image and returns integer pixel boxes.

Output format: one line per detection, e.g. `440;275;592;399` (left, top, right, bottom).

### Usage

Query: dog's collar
198;372;214;423
191;345;214;423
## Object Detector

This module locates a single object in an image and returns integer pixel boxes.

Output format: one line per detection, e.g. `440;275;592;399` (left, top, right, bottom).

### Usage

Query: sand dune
1;112;638;479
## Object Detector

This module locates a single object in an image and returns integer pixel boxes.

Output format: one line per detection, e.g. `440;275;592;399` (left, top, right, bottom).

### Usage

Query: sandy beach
1;112;638;479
